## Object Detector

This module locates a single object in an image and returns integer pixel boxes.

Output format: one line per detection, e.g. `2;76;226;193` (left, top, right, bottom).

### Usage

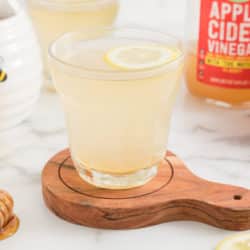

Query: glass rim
49;26;184;80
28;0;116;8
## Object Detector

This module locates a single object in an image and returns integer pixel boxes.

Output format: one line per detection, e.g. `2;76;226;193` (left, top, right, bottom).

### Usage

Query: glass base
44;79;56;92
43;72;56;92
75;164;158;190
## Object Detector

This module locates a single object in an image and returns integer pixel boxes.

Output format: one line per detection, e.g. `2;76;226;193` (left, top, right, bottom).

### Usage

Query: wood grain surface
42;149;250;230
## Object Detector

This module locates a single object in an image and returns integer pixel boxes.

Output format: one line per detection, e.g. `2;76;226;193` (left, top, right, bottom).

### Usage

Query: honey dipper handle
0;191;14;228
0;190;19;240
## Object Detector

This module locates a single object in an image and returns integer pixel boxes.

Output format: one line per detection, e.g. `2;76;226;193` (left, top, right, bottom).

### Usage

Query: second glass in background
26;0;119;89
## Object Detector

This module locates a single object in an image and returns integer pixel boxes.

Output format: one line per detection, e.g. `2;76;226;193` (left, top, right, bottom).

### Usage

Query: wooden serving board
42;149;250;230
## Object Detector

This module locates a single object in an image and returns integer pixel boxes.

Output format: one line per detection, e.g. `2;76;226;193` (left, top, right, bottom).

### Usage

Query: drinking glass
49;27;184;189
27;0;119;89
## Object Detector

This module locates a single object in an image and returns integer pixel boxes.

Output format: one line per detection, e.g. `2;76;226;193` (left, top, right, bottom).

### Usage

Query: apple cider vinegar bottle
185;0;250;108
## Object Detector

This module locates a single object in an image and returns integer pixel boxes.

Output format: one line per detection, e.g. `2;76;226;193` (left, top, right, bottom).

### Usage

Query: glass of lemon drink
27;0;119;89
49;27;184;189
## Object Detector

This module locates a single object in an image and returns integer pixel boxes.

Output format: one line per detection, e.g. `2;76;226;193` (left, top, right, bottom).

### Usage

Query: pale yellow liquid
27;0;119;77
50;38;183;174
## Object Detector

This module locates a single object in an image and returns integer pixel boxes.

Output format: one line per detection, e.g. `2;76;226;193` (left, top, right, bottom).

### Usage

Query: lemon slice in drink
216;234;250;250
104;45;181;70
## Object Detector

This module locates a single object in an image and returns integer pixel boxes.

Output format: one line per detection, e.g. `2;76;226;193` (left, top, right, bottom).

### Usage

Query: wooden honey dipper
0;190;19;240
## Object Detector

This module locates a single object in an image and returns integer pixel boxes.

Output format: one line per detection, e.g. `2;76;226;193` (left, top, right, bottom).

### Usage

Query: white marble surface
2;0;250;249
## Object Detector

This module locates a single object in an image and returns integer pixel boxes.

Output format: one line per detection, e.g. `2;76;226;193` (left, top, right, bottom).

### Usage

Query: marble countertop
2;87;250;250
2;0;250;249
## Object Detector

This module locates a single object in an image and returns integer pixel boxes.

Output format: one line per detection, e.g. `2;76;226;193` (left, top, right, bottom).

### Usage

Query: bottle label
198;0;250;88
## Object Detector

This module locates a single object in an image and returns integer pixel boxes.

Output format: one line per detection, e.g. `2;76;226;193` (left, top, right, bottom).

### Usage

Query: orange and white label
198;0;250;88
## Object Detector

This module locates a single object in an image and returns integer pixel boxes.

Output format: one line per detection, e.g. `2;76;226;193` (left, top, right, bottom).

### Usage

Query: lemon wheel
216;234;250;250
104;45;181;70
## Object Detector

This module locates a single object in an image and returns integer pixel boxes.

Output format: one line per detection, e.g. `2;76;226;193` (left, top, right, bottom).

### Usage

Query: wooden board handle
166;155;250;230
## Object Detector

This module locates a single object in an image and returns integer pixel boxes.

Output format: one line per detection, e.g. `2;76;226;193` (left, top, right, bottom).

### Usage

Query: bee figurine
0;68;7;83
